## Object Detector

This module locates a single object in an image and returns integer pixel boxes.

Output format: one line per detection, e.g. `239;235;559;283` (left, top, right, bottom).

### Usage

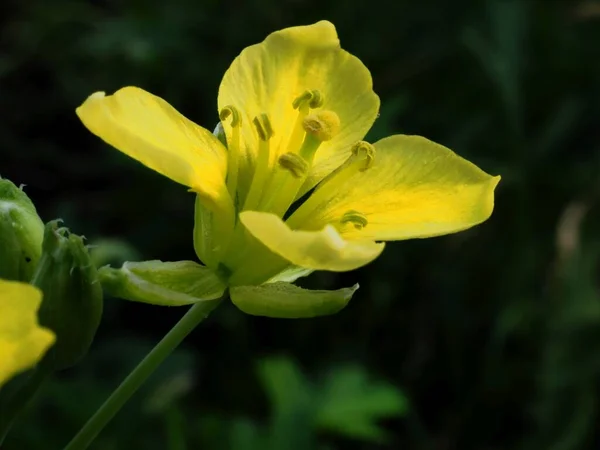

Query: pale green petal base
231;282;359;318
99;261;226;306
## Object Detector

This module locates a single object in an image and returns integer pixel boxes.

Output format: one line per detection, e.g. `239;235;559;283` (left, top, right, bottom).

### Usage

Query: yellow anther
340;210;368;230
219;105;242;127
253;114;274;141
292;90;324;109
302;110;340;142
278;153;309;179
350;141;376;171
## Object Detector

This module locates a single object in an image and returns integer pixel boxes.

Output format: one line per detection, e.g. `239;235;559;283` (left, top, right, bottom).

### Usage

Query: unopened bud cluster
0;178;103;371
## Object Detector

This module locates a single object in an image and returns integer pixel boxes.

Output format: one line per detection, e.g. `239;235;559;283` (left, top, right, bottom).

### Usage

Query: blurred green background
2;0;600;448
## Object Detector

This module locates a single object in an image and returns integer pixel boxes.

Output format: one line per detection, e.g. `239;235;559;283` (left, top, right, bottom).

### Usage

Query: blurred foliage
1;0;600;448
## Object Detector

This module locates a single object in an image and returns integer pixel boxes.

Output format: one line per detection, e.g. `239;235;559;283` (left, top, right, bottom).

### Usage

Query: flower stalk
63;295;224;450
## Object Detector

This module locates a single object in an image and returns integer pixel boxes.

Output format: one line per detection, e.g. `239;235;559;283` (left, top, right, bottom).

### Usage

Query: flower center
259;91;340;217
219;90;342;219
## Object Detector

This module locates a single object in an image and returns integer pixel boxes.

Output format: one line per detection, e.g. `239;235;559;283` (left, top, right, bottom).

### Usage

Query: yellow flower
0;279;55;387
76;21;499;317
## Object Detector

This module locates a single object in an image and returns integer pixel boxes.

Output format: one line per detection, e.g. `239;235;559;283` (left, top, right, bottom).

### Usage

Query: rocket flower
76;21;499;318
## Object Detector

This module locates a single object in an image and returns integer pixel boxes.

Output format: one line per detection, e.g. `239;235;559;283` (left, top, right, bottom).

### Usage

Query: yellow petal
218;21;379;196
0;280;54;386
76;87;229;202
288;135;500;240
239;211;384;272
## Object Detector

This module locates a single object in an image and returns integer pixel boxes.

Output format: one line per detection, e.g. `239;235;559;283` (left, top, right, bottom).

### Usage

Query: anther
340;210;368;230
278;153;309;178
292;90;324;110
350;141;376;171
302;110;340;142
253;114;274;141
219;105;242;127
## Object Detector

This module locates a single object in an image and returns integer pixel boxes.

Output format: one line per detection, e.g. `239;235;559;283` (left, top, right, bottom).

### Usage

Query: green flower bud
32;221;103;370
0;178;44;282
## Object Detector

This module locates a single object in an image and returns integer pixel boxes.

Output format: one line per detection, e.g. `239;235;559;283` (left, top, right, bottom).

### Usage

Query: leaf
315;366;408;442
257;357;312;414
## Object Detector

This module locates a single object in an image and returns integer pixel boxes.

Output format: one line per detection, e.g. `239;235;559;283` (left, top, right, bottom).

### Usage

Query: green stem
63;296;224;450
0;364;52;444
165;407;187;450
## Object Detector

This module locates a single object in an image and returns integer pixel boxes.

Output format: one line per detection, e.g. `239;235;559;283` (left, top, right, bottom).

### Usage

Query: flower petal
218;21;379;195
99;260;226;306
239;211;384;272
0;280;54;386
76;87;229;202
231;282;358;318
289;135;500;240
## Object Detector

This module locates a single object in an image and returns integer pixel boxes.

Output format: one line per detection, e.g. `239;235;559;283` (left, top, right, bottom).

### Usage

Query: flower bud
32;221;103;370
0;178;44;282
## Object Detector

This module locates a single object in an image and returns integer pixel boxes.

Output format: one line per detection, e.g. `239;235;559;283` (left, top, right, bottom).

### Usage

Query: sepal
99;260;226;306
231;282;358;318
33;221;103;370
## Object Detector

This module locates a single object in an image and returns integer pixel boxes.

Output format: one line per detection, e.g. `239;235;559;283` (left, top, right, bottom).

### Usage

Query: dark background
2;0;600;449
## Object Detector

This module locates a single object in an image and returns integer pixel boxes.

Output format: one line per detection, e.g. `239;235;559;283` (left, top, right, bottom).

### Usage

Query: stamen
219;105;242;204
219;105;242;127
286;90;324;155
253;114;274;141
302;110;340;142
243;113;274;211
278;153;309;179
350;141;376;171
286;141;377;229
292;89;324;110
340;210;368;230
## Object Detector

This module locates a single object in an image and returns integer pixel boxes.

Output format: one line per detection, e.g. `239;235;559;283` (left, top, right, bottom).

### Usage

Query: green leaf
99;260;226;306
257;357;311;414
229;419;265;450
315;366;408;442
257;357;316;450
230;282;358;318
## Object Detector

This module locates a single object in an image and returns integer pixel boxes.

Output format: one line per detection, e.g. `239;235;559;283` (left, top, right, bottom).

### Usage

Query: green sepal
0;178;44;282
230;282;359;318
193;196;218;270
33;220;103;371
99;260;226;306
